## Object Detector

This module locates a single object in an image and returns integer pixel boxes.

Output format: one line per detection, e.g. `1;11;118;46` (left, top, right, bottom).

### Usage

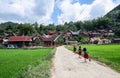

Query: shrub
0;45;4;49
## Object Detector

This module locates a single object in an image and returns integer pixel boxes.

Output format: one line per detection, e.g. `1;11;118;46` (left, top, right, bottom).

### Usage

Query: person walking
78;46;82;58
83;48;90;62
73;46;76;53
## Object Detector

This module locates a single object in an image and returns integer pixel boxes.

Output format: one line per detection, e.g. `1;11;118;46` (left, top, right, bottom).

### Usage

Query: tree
74;21;84;30
0;28;4;36
96;17;114;29
83;20;94;31
56;25;64;31
34;22;39;33
67;21;77;31
47;24;56;31
115;28;120;37
38;24;46;34
18;23;35;36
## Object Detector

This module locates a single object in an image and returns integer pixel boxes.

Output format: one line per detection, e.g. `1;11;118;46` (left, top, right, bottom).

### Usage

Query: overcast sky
0;0;120;25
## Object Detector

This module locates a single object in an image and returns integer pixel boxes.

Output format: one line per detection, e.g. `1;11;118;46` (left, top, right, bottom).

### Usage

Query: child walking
83;48;90;62
73;46;76;53
78;46;82;58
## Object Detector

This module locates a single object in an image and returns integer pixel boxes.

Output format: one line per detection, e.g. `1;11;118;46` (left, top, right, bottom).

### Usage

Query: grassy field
0;48;54;78
66;44;120;72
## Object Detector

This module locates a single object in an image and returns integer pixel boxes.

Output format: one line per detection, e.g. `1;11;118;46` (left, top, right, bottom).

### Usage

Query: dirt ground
51;46;120;78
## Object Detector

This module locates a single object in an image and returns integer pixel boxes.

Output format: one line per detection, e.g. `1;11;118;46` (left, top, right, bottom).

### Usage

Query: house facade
112;38;120;43
39;34;62;47
8;36;32;48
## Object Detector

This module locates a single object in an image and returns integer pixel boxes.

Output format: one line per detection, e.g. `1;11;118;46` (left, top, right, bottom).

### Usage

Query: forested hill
106;4;120;16
104;4;120;36
105;4;120;21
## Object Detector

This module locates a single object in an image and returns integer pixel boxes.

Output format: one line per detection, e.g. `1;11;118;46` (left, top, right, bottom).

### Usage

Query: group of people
73;46;91;62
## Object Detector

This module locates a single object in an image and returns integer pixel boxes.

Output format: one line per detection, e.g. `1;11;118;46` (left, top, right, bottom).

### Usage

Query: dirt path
51;46;120;78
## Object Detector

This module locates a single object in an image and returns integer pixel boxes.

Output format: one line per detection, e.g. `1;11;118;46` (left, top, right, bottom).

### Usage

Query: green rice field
0;48;53;78
66;44;120;72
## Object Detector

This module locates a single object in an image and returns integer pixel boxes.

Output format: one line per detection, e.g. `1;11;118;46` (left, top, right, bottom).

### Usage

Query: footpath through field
51;46;120;78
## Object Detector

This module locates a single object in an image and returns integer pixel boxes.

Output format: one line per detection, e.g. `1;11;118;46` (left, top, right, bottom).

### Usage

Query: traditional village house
32;36;41;46
108;30;114;36
66;30;81;40
8;36;32;48
89;32;101;37
97;29;108;34
70;30;81;36
81;32;89;37
48;31;55;35
66;41;78;45
39;34;61;47
103;30;114;37
64;32;72;42
97;29;114;37
112;38;120;43
39;35;54;46
2;38;8;47
101;38;111;44
90;37;102;44
90;37;111;44
64;30;80;45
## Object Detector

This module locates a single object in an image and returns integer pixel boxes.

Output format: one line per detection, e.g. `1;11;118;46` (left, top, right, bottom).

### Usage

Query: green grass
19;48;56;78
0;48;54;78
66;44;120;72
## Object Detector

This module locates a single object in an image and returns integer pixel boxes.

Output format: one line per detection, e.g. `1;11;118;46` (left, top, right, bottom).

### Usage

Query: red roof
39;35;57;42
49;31;55;35
67;32;71;34
90;37;101;42
8;36;32;42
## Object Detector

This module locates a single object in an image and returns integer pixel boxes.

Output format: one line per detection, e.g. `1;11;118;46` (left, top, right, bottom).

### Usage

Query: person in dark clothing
78;46;82;58
73;46;76;53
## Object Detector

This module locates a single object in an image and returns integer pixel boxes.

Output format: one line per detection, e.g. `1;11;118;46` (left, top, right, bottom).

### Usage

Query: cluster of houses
0;29;120;48
64;29;120;45
0;31;62;48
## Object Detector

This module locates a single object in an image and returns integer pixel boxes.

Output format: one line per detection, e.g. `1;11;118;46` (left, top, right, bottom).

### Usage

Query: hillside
105;4;120;22
104;4;120;35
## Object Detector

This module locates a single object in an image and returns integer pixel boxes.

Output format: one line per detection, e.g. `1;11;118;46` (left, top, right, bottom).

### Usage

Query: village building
32;36;41;46
112;38;120;43
81;32;89;37
66;41;78;45
64;30;81;41
70;30;81;36
89;32;101;37
2;38;8;47
90;37;111;44
64;32;72;42
101;38;111;44
63;30;81;45
48;31;56;35
7;36;32;48
90;37;102;44
97;29;108;33
39;34;62;47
